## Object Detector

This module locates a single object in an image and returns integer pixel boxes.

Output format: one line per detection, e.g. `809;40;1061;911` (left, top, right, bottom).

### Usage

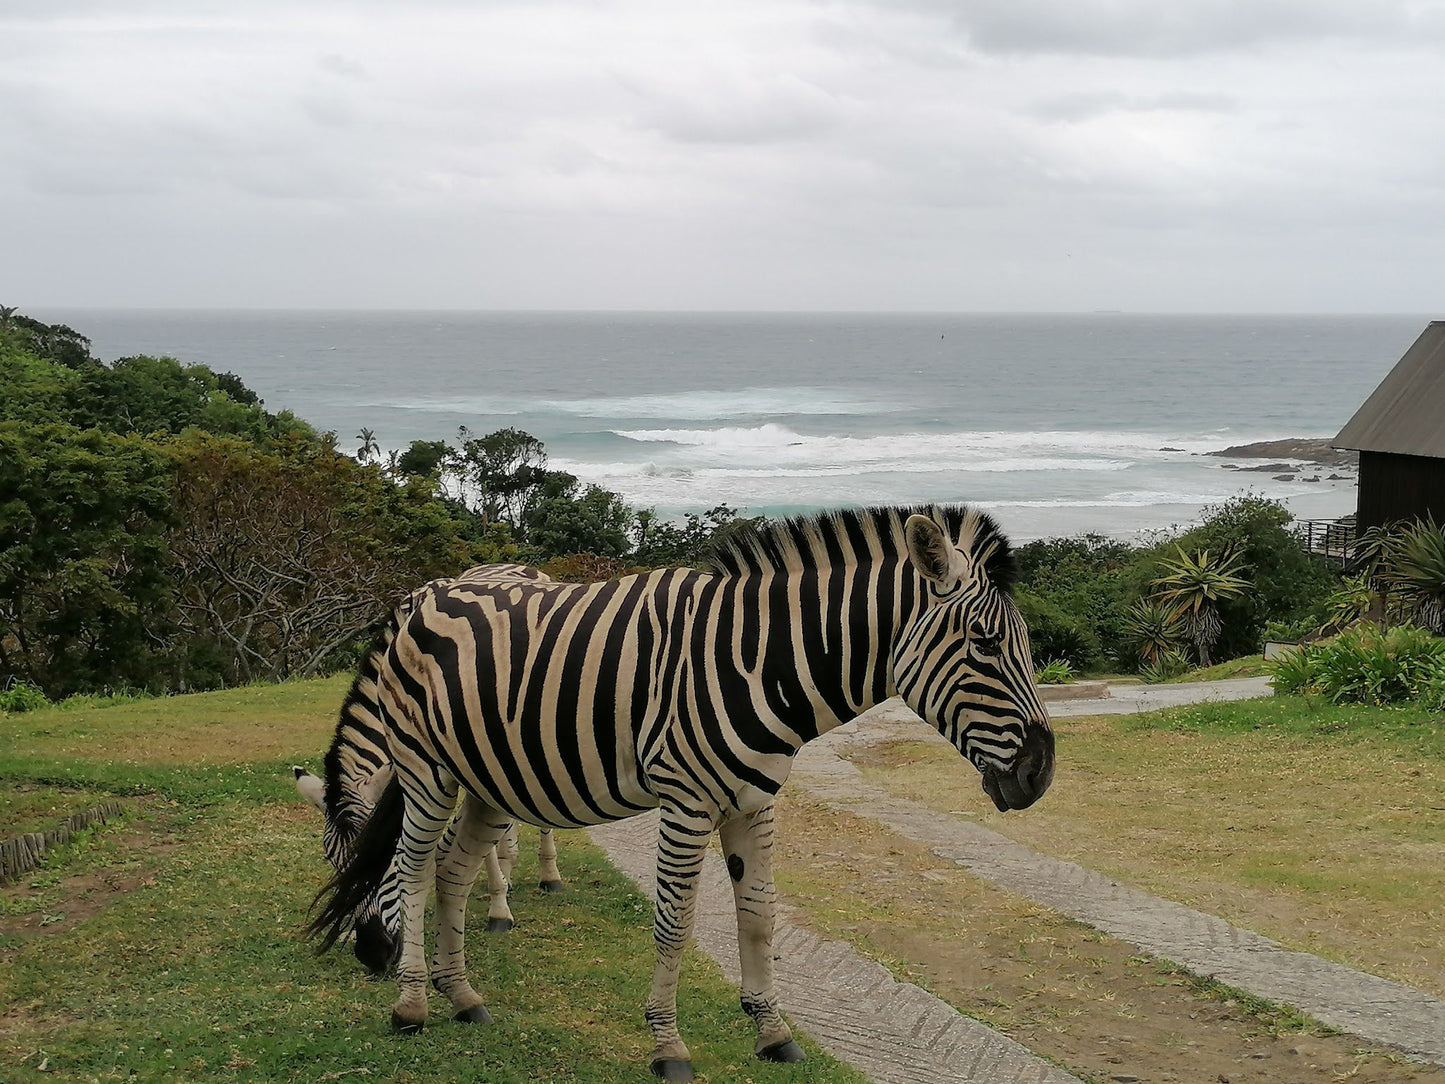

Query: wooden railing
1295;517;1356;562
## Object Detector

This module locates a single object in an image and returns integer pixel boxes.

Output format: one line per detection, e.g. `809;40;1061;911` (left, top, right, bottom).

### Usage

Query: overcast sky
4;1;1444;312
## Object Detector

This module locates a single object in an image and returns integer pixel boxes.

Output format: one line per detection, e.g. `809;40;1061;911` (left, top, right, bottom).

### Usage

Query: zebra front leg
538;827;564;892
719;805;803;1063
432;794;510;1021
391;773;459;1034
646;804;717;1083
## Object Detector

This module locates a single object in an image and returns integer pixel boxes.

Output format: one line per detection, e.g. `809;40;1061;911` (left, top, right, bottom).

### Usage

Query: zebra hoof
453;1004;493;1025
486;917;515;933
649;1057;695;1082
390;1011;424;1036
758;1038;806;1063
539;879;565;893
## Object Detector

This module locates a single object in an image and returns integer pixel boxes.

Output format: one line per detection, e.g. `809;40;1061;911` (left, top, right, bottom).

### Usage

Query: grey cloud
1029;91;1238;123
881;0;1434;57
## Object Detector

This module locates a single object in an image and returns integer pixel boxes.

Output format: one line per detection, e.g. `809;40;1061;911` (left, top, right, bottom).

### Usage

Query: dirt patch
773;792;1445;1084
0;804;185;945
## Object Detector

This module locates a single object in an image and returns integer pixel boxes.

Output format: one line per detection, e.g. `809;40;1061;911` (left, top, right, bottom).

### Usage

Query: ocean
33;309;1427;541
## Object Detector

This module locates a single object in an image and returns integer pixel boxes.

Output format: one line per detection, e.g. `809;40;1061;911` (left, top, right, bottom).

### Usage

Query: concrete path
590;812;1082;1084
1047;675;1274;717
791;691;1445;1068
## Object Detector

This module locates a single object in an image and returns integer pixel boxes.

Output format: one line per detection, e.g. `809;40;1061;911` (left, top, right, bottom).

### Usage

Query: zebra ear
293;767;326;813
905;514;960;586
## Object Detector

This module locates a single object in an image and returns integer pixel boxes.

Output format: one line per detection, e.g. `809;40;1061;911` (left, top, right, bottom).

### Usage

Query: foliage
1379;517;1445;633
636;504;753;568
1267;623;1445;707
162;432;484;688
522;471;634;559
450;425;550;527
1123;598;1185;664
0;422;175;698
1261;616;1322;644
1171;495;1336;659
537;553;633;583
1034;658;1076;684
0;681;50;714
1150;545;1250;667
1140;649;1192;684
1014;591;1102;671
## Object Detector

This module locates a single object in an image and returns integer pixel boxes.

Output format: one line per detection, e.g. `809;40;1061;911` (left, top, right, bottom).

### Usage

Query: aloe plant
1381;517;1445;633
1123;598;1185;665
1151;546;1251;667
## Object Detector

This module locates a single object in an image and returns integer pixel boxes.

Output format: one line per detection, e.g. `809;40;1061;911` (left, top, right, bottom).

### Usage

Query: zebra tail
307;775;405;953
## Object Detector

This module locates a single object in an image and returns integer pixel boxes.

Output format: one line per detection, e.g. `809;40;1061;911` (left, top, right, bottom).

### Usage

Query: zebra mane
708;504;1016;593
322;612;402;830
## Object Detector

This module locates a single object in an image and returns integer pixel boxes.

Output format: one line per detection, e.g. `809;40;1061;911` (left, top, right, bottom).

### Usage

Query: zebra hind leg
431;793;512;1021
719;804;803;1063
483;834;515;933
537;827;564;892
389;773;460;1035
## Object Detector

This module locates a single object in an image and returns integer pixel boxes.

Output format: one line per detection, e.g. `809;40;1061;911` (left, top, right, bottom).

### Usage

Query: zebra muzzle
981;725;1054;811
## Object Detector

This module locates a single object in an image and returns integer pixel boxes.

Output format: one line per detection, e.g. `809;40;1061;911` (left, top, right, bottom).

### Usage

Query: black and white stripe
310;506;1054;1080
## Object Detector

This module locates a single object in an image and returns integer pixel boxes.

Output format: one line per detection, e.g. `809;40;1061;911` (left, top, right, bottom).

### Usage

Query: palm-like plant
1151;545;1251;667
1381;517;1445;633
1123;598;1185;665
355;427;379;465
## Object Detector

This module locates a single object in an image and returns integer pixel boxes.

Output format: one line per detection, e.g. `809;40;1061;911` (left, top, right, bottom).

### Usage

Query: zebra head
293;764;401;975
893;509;1055;812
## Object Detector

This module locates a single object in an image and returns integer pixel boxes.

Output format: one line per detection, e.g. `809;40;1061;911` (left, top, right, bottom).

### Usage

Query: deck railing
1295;517;1356;562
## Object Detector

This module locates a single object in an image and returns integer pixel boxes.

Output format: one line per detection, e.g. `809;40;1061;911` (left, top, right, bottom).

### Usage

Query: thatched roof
1334;321;1445;458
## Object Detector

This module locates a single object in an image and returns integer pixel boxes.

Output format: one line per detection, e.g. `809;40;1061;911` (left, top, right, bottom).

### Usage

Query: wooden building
1333;321;1445;530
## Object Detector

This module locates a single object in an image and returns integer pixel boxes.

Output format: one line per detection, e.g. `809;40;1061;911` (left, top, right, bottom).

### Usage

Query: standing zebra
310;506;1054;1082
295;566;564;973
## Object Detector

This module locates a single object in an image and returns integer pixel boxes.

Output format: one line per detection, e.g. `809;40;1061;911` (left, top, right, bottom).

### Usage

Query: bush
1140;650;1192;684
1035;659;1076;685
1015;590;1103;671
0;681;50;714
1267;623;1445;706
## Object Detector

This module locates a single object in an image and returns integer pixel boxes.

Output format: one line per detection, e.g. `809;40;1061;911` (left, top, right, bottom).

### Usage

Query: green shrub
1035;658;1077;685
1140;650;1192;684
0;681;50;714
1266;623;1445;706
1016;590;1103;671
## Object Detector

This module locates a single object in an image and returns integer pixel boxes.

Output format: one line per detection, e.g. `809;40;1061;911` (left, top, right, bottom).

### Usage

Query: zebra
294;566;565;973
309;506;1054;1082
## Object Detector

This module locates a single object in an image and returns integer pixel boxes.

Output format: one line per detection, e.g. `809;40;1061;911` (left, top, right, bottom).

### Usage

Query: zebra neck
741;558;924;742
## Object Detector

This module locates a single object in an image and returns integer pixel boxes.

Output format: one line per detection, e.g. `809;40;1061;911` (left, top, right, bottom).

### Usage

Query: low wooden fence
0;801;126;885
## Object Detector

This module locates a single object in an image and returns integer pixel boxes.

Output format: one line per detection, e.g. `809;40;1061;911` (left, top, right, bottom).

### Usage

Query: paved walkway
793;690;1445;1068
591;678;1445;1079
590;813;1081;1084
1046;675;1274;716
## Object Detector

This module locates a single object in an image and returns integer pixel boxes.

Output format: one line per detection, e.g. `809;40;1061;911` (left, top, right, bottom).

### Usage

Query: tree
521;471;633;559
394;439;451;479
356;427;379;465
0;423;173;696
451;426;549;528
162;433;481;688
1150;546;1250;667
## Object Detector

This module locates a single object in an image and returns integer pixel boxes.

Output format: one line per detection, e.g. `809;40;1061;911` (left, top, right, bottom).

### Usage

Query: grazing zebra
309;507;1054;1082
294;566;564;973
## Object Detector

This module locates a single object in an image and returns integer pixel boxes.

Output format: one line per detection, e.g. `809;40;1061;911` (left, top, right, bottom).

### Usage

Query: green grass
0;677;867;1083
1163;655;1269;682
0;784;115;836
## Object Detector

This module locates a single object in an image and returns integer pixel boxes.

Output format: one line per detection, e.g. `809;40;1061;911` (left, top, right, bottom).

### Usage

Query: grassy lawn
0;681;866;1084
843;695;1445;999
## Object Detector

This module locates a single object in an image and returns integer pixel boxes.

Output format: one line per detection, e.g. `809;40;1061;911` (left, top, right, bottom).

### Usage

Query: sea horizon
31;308;1422;541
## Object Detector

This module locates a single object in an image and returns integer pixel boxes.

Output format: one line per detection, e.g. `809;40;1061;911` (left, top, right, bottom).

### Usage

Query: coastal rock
1273;474;1296;482
1239;462;1295;472
1206;438;1357;468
